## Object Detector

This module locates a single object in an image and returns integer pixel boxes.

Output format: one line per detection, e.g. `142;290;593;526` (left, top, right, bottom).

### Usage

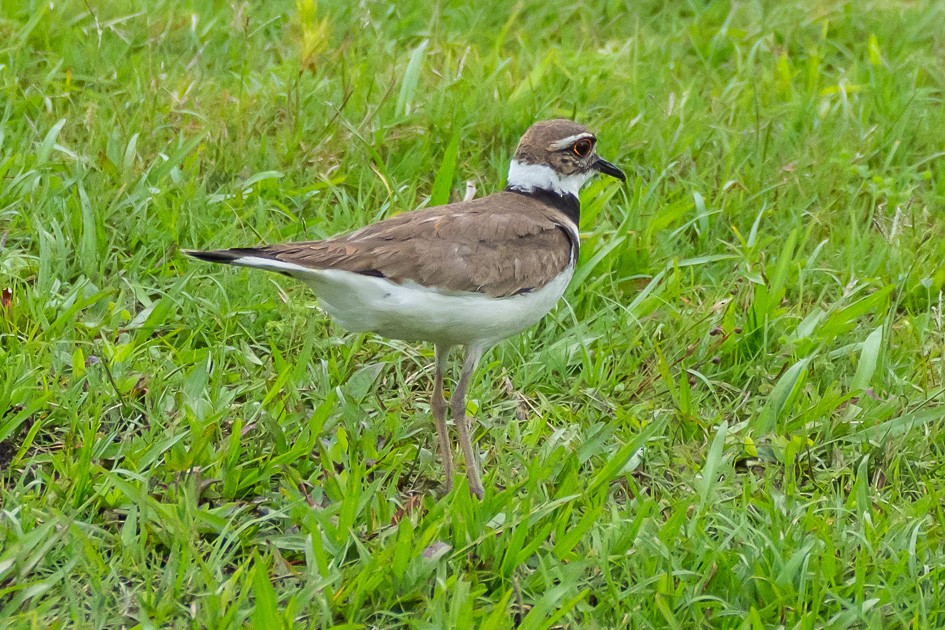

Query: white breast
301;267;574;347
228;255;574;347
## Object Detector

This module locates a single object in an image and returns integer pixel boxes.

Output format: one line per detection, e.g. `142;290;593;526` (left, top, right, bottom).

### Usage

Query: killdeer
185;119;625;498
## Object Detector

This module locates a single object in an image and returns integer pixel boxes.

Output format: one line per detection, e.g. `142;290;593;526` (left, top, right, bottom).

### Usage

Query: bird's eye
573;139;593;158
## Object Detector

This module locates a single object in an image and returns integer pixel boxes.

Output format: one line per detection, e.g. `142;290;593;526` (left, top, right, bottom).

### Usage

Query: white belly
300;267;573;347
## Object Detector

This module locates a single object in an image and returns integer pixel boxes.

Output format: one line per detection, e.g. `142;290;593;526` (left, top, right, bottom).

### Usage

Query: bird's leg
432;344;454;493
451;345;485;499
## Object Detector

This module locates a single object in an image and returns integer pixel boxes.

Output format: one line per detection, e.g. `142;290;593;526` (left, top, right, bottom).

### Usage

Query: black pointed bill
594;157;626;181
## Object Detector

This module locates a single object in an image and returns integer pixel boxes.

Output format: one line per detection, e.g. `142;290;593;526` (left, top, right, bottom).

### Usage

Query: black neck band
505;186;581;227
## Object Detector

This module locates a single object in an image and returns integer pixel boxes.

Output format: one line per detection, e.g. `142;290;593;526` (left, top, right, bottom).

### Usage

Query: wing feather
253;192;575;298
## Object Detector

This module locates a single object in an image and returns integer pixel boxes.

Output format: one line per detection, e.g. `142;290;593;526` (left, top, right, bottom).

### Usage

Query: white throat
506;160;592;198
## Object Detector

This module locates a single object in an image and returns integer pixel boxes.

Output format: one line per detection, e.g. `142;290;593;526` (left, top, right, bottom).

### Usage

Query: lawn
2;0;945;626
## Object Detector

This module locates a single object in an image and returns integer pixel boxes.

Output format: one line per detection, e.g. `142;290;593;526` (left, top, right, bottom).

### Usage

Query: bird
185;119;625;499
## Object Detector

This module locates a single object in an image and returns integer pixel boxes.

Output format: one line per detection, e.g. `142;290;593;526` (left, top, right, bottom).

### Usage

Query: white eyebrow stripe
549;133;596;150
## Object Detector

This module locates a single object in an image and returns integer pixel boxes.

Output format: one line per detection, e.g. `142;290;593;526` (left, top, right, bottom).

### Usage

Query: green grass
2;0;945;626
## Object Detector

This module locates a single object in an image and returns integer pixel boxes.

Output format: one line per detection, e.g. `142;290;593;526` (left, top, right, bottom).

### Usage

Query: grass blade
852;325;884;391
754;357;811;435
36;118;66;165
429;131;460;206
396;40;429;117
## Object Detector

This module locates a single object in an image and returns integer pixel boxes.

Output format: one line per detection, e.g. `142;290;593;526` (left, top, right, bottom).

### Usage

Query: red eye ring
573;139;593;158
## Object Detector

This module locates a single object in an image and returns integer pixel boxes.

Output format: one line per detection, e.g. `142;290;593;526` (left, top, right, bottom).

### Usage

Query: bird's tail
183;248;313;277
183;248;258;264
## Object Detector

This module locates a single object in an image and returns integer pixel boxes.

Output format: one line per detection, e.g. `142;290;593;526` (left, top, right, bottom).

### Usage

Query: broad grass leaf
480;589;514;630
252;558;281;629
243;170;284;191
818;286;893;338
36;118;65;165
840;406;945;444
518;583;588;630
430;131;460;206
695;421;727;508
397;40;429;117
143;133;207;188
852;325;884;391
509;49;556;102
754;358;811;435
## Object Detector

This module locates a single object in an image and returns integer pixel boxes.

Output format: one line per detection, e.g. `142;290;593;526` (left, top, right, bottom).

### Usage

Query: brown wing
253;192;575;298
